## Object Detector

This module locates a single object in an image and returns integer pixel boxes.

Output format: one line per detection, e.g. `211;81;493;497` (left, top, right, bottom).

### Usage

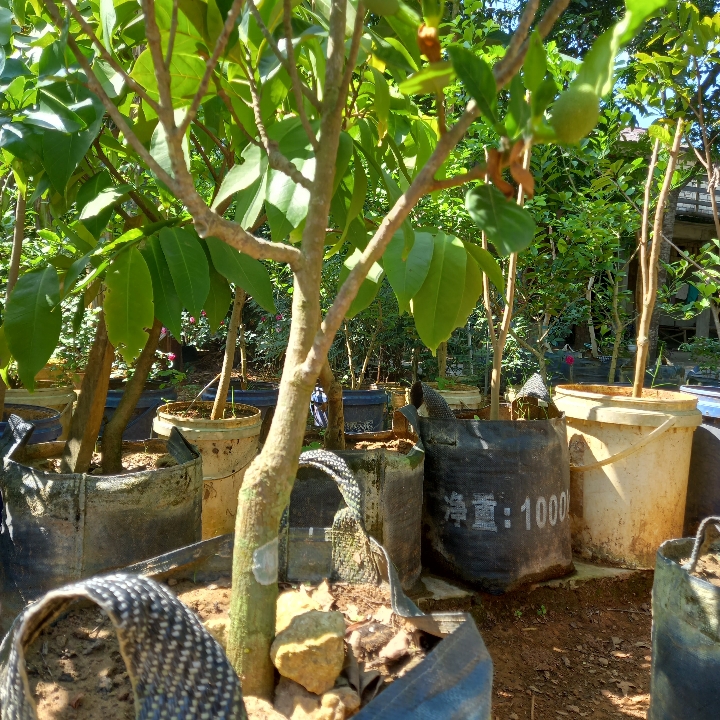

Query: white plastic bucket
554;384;702;568
153;401;261;539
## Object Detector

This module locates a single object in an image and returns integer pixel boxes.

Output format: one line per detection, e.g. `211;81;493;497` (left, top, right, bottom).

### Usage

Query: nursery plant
0;0;669;696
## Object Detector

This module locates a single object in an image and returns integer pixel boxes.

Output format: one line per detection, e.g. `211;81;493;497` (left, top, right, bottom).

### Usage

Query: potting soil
688;551;720;587
27;450;177;475
23;571;654;719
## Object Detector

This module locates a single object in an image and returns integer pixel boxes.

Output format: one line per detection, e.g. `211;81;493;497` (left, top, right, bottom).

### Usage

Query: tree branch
43;0;178;189
429;163;487;191
56;0;161;113
283;0;319;151
244;51;313;190
177;0;246;136
246;0;322;110
191;132;220;184
165;0;179;69
93;140;160;222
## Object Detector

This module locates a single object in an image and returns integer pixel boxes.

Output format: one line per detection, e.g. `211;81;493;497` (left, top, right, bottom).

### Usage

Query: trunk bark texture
212;289;245;420
101;319;163;474
437;341;448;378
60;313;114;474
320;361;345;450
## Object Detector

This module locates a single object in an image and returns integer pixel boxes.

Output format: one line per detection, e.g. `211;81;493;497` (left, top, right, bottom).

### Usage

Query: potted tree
18;0;663;700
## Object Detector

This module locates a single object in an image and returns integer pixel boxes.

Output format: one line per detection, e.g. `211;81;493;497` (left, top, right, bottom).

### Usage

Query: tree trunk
411;346;419;383
711;300;720;340
437;341;448;378
212;289;245;420
101;319;163;474
586;277;598;359
343;321;356;388
608;272;622;384
320;361;345;450
356;304;381;387
60;313;114;474
634;121;683;397
648;187;679;362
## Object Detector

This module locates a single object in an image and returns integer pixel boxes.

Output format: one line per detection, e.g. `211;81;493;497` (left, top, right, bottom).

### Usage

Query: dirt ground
22;569;654;719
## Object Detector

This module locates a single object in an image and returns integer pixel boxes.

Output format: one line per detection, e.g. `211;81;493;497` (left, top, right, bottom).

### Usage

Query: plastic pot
680;385;720;535
419;408;573;593
5;385;75;440
0;427;203;632
201;381;278;421
0;404;63;444
102;380;178;440
415;382;483;416
648;520;720;720
554;384;702;568
153;401;262;539
310;388;388;434
288;424;424;589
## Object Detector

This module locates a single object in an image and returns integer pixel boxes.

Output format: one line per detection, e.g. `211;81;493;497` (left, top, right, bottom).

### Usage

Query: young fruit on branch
549;84;600;145
417;24;442;62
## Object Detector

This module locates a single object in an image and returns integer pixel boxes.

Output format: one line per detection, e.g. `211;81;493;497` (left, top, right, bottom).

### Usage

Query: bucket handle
682;515;720;573
569;414;676;472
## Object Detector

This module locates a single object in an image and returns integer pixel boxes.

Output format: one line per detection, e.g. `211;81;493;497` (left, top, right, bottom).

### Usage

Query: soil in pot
26;447;178;475
170;404;255;420
2;406;57;422
22;571;655;720
688;551;720;588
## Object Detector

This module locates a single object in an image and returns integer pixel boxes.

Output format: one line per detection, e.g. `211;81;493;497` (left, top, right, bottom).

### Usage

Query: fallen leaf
345;604;364;622
70;694;84;709
311;580;335;611
373;606;394;625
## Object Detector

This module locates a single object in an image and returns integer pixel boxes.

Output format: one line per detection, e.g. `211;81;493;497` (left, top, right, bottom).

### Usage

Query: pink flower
189;317;196;324
201;310;207;317
161;327;167;334
276;314;282;320
261;316;267;322
565;355;575;365
168;353;176;362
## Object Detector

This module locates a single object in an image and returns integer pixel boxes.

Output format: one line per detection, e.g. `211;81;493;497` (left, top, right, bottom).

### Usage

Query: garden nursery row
1;0;720;718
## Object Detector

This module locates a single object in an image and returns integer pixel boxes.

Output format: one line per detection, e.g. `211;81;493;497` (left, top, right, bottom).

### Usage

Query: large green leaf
235;176;266;230
399;62;455;96
104;247;155;363
131;48;206;105
141;235;183;339
411;231;466;352
464;243;505;293
0;326;10;371
370;67;390;139
42;130;96;193
204;269;232;330
338;249;385;319
211;143;268;211
159;227;210;317
150;109;191;180
4;266;62;390
454;252;483;328
384;230;434;313
205;236;276;312
100;0;117;52
79;185;132;220
340;151;367;241
465;185;536;256
522;30;547;93
76;171;113;213
575;0;667;96
447;46;497;121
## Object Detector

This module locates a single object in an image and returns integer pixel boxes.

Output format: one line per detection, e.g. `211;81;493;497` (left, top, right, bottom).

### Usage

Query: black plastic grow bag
648;517;720;720
419;412;573;592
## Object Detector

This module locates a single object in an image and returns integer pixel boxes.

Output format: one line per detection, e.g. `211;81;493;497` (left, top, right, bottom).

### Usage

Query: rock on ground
276;590;323;633
271;611;346;695
274;677;360;720
244;696;287;720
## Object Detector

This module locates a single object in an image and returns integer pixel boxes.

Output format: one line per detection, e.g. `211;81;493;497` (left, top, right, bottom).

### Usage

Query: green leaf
454;252;483;328
531;75;557;118
0;326;10;371
79;185;132;220
523;30;547;93
150;109;191;181
42;131;96;193
62;252;92;299
4;266;62;390
371;33;417;73
104;247;155;364
141;235;183;339
465;185;536;256
211;143;268;211
384;230;434;313
235;176;266;230
464;243;505;293
341;151;367;240
447;45;497;121
575;0;667;97
159;226;210;317
100;0;117;52
338;248;385;319
131;49;207;106
76;171;113;213
398;62;455;95
411;231;466;352
205;236;276;312
204;269;232;330
370;67;390;140
648;122;673;145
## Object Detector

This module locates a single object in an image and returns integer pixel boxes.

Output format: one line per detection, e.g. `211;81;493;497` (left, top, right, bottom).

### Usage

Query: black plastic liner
419;413;573;593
